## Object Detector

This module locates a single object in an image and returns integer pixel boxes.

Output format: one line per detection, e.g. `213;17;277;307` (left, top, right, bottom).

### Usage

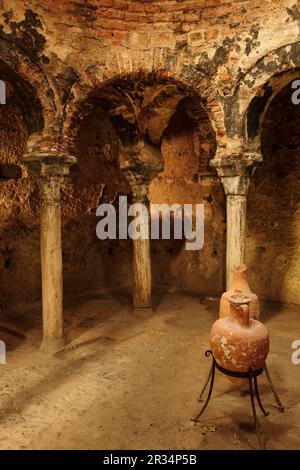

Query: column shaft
120;141;163;318
226;194;247;289
40;176;64;351
132;205;152;309
210;155;261;291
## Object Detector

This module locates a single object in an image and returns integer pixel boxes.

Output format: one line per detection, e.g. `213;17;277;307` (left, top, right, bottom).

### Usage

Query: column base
39;337;65;354
132;307;154;319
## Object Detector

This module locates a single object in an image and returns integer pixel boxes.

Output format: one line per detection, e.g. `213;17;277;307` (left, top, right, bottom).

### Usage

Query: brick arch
0;38;58;154
224;42;300;151
62;50;226;153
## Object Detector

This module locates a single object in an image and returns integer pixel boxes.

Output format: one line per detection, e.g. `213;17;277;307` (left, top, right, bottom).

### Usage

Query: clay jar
210;294;269;376
220;264;260;319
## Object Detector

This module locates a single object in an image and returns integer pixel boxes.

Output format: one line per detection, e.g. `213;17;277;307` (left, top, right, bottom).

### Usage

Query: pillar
39;175;64;351
120;141;163;318
23;154;76;352
210;157;259;290
222;175;249;289
131;181;152;317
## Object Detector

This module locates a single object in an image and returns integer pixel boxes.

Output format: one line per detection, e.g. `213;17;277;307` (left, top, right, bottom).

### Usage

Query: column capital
220;175;250;196
22;152;77;177
122;170;151;203
210;153;262;196
39;176;62;205
120;140;163;202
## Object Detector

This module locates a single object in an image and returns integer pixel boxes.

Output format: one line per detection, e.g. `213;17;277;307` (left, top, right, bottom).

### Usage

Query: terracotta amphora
220;264;260;319
210;294;269;382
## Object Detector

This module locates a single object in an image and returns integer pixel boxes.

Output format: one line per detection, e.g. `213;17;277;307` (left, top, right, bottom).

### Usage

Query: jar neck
231;269;250;293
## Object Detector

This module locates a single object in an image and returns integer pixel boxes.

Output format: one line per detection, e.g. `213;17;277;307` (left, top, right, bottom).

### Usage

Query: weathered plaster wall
150;109;225;295
61;105;132;295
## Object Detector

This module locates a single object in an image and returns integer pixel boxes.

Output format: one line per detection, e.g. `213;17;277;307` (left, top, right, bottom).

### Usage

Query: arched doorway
66;72;225;315
246;78;300;304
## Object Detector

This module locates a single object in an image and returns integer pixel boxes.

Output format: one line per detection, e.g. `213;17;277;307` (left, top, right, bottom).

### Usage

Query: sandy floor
0;290;299;450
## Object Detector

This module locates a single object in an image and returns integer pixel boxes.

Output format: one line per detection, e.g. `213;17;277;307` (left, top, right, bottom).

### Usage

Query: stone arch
0;38;58;153
61;59;225;303
224;42;300;153
61;49;226;153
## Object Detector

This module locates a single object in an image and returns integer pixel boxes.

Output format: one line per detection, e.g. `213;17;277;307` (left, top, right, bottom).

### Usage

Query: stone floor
0;289;299;450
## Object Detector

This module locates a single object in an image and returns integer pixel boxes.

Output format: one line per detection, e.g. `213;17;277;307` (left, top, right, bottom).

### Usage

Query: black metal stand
192;350;284;450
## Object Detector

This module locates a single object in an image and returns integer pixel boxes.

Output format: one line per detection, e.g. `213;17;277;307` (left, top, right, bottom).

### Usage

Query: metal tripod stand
192;350;284;450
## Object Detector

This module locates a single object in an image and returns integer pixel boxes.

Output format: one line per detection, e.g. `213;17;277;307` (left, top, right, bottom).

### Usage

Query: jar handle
240;303;250;327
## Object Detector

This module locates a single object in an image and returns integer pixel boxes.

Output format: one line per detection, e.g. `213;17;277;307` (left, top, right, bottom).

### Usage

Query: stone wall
0;101;41;306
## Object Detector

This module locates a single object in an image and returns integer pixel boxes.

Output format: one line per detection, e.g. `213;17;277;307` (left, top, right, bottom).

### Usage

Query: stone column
131;180;152;317
120;141;163;318
23;154;76;352
221;175;249;289
210;157;259;289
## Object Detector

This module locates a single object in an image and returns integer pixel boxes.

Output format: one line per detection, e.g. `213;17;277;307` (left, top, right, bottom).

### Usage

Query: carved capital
120;141;163;177
120;140;163;203
39;176;62;206
123;170;151;203
131;183;150;203
210;153;262;196
221;175;250;196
